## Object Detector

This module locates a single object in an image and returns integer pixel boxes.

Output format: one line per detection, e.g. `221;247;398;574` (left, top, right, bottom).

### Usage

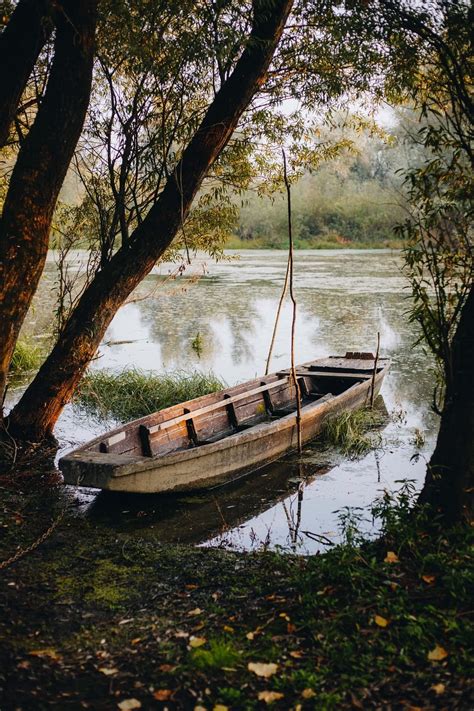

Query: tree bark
0;0;97;408
8;0;293;440
0;0;53;148
418;283;474;523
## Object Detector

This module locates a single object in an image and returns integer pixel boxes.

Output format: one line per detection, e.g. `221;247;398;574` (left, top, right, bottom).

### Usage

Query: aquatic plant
75;368;225;421
9;340;43;378
320;405;386;458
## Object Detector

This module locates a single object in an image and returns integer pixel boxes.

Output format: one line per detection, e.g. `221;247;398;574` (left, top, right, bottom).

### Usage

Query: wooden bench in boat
277;368;374;380
136;376;316;457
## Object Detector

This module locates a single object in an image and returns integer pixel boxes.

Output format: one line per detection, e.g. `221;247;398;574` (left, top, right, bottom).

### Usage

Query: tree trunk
8;0;293;441
418;283;474;523
0;0;97;407
0;0;53;148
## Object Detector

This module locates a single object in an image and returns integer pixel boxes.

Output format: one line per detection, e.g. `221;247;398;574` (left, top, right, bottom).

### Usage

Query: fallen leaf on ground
189;636;207;648
187;608;203;616
246;631;255;640
158;664;175;673
384;551;399;563
174;631;189;638
223;625;234;633
302;688;316;699
258;691;284;704
428;644;448;661
153;690;173;701
422;574;436;584
28;649;61;661
289;650;303;658
374;615;390;628
248;662;278;678
99;667;119;676
213;705;229;711
431;683;445;695
118;700;141;711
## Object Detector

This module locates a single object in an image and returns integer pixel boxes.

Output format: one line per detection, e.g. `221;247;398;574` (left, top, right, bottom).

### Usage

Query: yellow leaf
153;690;173;701
431;683;445;695
189;636;207;648
422;574;436;584
289;650;303;658
302;688;316;699
213;705;229;711
374;615;390;628
131;638;141;645
279;612;291;621
248;662;278;678
188;607;203;616
99;667;119;676
258;691;284;704
223;625;234;633
117;700;141;711
246;631;255;640
28;648;61;661
428;645;448;661
194;707;207;711
384;551;399;563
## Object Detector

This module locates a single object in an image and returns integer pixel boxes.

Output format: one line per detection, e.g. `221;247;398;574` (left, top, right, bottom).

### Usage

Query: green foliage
9;340;43;378
233;132;408;249
75;368;224;421
320;405;386;458
190;639;241;671
394;2;473;407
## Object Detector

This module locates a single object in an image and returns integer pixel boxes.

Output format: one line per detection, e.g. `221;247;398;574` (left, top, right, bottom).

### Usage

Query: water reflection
17;249;438;553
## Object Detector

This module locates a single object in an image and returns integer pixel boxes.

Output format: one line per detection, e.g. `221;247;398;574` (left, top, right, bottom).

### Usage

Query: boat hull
61;363;387;494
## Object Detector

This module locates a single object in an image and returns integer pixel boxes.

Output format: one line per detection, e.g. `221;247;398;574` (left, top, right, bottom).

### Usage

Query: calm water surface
17;250;438;553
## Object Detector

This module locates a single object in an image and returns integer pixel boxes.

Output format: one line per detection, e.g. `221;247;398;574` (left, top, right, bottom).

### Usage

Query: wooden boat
60;352;390;494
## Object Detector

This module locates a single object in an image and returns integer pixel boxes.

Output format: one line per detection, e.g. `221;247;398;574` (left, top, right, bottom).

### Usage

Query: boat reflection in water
85;448;333;549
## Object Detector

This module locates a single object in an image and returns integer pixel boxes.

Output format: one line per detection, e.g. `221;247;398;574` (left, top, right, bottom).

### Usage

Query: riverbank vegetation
1;486;472;709
8;340;43;379
320;403;387;458
75;369;224;422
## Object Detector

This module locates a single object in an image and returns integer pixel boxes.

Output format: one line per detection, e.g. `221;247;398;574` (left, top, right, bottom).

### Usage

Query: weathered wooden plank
278;369;373;379
147;378;289;435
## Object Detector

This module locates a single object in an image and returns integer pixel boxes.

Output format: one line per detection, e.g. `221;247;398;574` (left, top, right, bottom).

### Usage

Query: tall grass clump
320;404;386;458
75;368;225;421
9;339;43;378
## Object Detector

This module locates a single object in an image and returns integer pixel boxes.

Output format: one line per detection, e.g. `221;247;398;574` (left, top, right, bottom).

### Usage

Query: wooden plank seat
139;378;290;457
277;369;374;380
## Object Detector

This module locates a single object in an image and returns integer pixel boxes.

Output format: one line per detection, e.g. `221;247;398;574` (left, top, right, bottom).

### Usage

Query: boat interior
87;355;387;460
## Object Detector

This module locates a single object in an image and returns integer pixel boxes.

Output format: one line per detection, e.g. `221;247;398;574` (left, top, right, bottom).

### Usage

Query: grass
8;339;43;378
320;403;387;457
0;484;472;709
224;235;405;250
75;367;225;421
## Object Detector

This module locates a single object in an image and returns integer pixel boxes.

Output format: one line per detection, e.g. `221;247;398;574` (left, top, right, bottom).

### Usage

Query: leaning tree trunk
0;0;53;148
0;0;97;407
418;283;474;523
8;0;294;441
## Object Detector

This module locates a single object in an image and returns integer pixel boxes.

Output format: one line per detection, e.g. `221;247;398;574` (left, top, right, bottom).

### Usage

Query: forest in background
231;115;415;249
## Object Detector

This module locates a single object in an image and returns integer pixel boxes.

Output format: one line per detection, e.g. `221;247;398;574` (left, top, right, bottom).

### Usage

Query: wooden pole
370;332;380;408
282;149;302;453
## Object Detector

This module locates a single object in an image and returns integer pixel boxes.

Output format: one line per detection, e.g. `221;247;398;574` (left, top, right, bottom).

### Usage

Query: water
15;249;439;553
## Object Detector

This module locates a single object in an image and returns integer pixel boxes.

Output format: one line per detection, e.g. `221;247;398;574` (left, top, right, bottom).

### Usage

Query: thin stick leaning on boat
282;148;302;453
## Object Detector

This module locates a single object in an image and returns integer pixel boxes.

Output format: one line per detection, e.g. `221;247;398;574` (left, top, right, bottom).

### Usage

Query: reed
321;404;386;458
75;368;225;421
9;339;43;377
